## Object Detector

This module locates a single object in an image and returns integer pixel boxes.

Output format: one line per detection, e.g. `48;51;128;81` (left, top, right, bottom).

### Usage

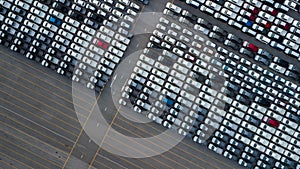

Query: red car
242;41;258;53
96;40;108;49
263;116;280;128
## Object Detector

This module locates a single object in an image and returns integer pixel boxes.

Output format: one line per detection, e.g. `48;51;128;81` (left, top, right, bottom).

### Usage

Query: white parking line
110;74;118;88
0;105;75;144
136;43;140;48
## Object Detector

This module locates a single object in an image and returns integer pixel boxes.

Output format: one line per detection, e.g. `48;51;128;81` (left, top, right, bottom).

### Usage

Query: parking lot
118;1;300;169
1;0;300;169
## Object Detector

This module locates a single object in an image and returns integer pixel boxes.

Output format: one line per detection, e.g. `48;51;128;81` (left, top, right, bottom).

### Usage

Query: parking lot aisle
0;68;91;117
0;108;73;152
0;50;94;106
62;86;106;169
87;107;169;169
0;78;84;129
0;125;65;167
112;116;216;169
0;89;80;138
0;152;32;169
115;110;234;169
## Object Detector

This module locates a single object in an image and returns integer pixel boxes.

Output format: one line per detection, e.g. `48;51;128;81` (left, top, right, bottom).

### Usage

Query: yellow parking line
0;136;62;168
0;151;33;169
116;111;220;169
62;86;105;169
0;112;70;151
1;122;67;160
0;69;91;115
0;55;94;103
1;79;86;125
0;144;49;169
87;107;120;169
0;97;78;138
88;106;181;169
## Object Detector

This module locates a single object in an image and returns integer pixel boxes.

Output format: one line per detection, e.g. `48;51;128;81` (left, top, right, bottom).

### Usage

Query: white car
81;25;95;35
49;9;64;20
65;16;80;27
43;21;58;32
111;40;127;51
108;46;124;57
166;2;182;14
62;23;76;34
256;34;271;44
30;8;46;18
99;26;115;37
115;33;130;45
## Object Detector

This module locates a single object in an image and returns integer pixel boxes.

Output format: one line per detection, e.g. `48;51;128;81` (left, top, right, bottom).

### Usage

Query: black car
208;32;225;43
224;39;239;50
240;48;255;58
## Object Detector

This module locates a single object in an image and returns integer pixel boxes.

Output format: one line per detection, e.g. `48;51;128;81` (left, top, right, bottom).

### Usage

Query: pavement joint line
0;110;69;149
116;108;224;169
0;151;34;169
87;105;121;169
0;68;91;116
0;104;77;144
62;87;104;169
0;90;79;137
0;78;86;125
0;144;47;169
96;154;128;169
1;120;68;158
0;51;94;101
110;121;192;169
96;145;145;169
0;135;61;168
0;127;65;164
0;58;93;106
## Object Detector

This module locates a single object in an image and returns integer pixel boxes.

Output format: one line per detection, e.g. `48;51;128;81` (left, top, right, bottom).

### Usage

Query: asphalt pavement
5;0;299;168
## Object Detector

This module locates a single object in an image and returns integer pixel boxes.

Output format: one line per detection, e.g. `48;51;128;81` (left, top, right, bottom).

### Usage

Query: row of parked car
180;0;300;61
0;0;143;92
119;2;300;169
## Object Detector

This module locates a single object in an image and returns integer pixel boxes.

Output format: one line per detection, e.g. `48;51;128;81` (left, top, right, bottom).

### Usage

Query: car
224;40;239;50
200;5;214;15
240;48;255;58
256;34;271;44
270;41;285;51
208;32;224;43
220;8;237;19
166;2;182;14
283;39;299;50
263;116;280;128
208;143;223;155
254;55;270;65
277;12;294;23
197;17;213;29
214;12;229;22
